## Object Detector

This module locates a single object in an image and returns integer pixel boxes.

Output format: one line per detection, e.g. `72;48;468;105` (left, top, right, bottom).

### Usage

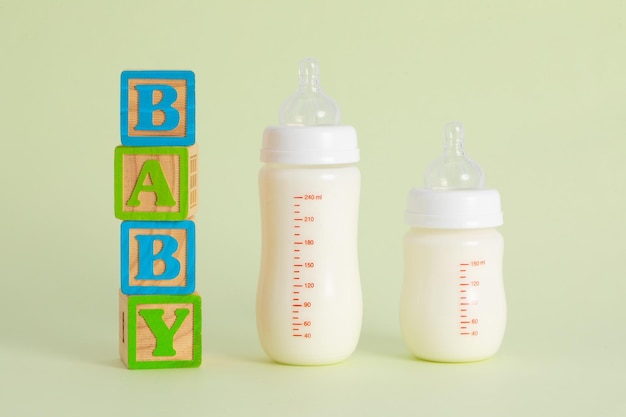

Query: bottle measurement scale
291;193;322;339
458;260;485;337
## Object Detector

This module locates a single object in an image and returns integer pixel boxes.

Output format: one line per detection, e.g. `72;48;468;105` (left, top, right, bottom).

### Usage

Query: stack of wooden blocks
115;70;202;369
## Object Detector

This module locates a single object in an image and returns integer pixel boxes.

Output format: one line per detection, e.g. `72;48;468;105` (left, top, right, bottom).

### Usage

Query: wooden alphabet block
120;70;195;146
121;220;195;295
114;144;198;220
119;292;202;369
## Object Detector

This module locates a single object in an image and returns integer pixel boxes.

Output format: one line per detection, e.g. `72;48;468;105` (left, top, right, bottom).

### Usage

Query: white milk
257;164;362;365
401;227;506;362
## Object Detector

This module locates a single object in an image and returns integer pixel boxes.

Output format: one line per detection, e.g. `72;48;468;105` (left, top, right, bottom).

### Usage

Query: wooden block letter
114;144;198;220
120;70;195;146
121;220;195;295
119;292;202;369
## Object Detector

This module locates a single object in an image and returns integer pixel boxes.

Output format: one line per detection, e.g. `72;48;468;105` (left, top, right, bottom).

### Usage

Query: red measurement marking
294;211;301;214
294;277;300;280
294;334;303;337
293;270;300;273
292;310;299;313
294;225;301;228
293;323;302;326
292;317;299;319
294;264;303;267
294;196;303;199
294;233;301;236
460;265;468;338
293;284;303;287
292;298;300;301
293;291;300;294
293;304;302;307
294;218;303;221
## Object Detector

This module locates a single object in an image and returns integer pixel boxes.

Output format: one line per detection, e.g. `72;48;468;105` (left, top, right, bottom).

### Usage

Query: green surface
1;1;625;416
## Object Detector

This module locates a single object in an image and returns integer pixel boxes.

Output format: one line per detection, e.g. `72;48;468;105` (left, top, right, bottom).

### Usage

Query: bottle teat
424;122;484;189
279;58;340;126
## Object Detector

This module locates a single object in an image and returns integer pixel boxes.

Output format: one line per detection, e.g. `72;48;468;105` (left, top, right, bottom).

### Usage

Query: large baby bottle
400;122;506;362
257;58;362;365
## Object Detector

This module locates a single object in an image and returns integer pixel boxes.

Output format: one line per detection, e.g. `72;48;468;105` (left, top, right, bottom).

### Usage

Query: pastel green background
1;1;624;416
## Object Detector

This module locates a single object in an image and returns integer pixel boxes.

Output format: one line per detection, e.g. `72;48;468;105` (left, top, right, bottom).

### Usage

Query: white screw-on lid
261;125;359;165
405;188;503;229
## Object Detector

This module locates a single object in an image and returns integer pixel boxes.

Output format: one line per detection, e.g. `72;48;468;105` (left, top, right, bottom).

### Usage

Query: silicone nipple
424;122;484;189
279;58;340;126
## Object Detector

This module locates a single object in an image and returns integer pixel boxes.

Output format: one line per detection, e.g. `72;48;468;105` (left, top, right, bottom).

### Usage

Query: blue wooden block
121;220;196;295
121;70;195;146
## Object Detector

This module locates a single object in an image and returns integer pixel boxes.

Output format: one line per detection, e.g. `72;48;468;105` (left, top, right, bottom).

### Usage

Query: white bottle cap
405;188;502;228
261;125;359;164
261;58;359;165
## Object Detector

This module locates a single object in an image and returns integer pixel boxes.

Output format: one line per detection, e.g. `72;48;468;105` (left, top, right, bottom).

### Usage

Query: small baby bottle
400;122;506;362
256;58;362;365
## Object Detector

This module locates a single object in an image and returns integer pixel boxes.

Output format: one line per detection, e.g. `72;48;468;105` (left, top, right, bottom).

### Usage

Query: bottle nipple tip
424;121;484;190
279;58;340;126
444;121;464;142
298;58;320;84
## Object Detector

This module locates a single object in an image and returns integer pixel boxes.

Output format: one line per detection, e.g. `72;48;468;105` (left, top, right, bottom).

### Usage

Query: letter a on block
115;145;198;221
121;221;196;295
126;160;176;208
119;292;202;369
120;70;195;146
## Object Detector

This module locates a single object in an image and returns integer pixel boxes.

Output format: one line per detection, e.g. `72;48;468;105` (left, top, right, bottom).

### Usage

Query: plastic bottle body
400;227;506;362
257;163;362;365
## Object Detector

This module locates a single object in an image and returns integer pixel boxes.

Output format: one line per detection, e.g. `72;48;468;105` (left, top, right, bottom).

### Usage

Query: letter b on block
114;145;198;220
121;70;195;146
119;292;202;369
121;221;195;295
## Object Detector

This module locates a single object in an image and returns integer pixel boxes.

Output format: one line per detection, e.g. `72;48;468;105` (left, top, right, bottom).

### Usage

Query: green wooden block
114;145;198;221
119;292;202;369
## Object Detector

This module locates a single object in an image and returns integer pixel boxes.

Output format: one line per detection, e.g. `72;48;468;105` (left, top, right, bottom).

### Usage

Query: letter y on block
119;292;202;369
